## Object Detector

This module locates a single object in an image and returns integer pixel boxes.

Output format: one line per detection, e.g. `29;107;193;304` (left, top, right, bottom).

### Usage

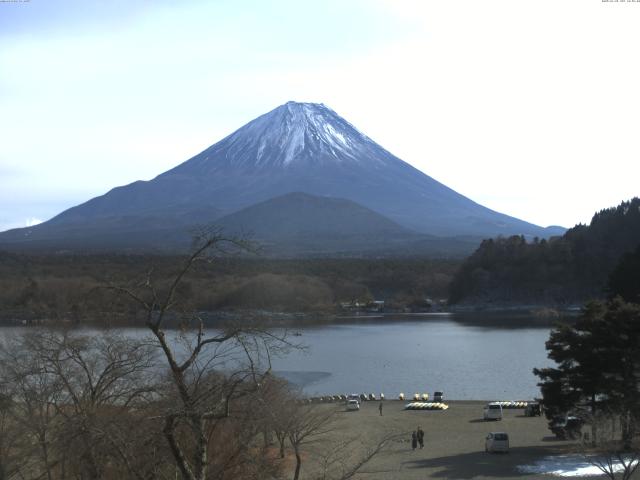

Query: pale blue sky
1;0;639;232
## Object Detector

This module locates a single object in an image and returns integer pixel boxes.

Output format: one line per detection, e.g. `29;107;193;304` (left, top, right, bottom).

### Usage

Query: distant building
368;300;385;312
339;299;384;312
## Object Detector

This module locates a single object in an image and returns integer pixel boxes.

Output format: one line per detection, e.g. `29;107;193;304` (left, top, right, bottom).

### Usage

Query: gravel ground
298;400;578;480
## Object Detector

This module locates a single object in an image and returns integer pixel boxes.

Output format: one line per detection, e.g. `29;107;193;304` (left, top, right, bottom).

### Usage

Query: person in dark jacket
417;426;425;448
411;431;418;450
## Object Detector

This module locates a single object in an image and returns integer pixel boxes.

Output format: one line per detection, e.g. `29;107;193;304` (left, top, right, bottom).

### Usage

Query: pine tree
534;299;640;447
608;244;640;303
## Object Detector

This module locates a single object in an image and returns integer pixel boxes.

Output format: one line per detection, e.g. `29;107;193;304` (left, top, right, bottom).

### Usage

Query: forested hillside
449;198;640;305
0;253;458;323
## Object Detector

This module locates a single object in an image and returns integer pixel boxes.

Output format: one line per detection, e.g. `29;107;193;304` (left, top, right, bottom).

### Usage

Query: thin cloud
25;217;43;227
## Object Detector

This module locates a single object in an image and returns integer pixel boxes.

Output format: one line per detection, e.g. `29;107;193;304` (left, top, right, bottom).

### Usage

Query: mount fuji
0;101;563;254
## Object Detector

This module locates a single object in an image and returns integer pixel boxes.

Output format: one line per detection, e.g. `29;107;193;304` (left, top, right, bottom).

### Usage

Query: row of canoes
405;402;449;410
398;393;430;401
303;397;529;408
306;393;385;403
493;401;529;409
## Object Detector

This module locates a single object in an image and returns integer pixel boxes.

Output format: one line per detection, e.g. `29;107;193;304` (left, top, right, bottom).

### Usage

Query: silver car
485;432;509;453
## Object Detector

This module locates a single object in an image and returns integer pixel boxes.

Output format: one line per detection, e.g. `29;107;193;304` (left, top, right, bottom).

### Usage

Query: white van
485;432;509;453
346;399;360;411
483;402;503;421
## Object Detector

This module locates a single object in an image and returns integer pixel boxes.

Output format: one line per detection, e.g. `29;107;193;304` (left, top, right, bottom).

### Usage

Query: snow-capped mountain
0;101;564;253
176;101;389;171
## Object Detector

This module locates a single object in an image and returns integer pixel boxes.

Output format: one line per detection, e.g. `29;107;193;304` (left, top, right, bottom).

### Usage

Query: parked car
550;415;583;439
433;391;444;402
485;432;509;453
524;402;542;417
483;402;503;421
346;399;360;411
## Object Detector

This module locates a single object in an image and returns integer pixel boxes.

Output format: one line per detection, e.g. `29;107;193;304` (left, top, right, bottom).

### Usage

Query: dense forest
0;252;459;324
449;198;640;306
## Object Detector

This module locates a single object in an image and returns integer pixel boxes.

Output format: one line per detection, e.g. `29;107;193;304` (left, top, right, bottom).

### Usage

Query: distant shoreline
0;305;580;328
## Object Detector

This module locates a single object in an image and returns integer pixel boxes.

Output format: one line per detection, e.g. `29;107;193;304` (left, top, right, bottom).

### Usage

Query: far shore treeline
1;198;639;325
0;254;458;324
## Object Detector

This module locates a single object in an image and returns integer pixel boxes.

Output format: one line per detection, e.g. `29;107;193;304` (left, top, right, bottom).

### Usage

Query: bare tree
34;330;158;479
0;386;31;480
282;402;401;480
0;333;65;480
107;232;295;480
202;388;286;480
0;329;161;480
580;412;640;480
256;376;298;459
313;432;403;480
0;233;398;480
287;404;337;480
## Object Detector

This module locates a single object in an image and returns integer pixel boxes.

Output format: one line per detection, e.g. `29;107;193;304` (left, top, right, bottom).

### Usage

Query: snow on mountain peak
258;101;366;165
184;101;388;172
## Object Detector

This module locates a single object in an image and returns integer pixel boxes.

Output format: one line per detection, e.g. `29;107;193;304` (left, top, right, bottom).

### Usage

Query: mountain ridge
0;101;565;254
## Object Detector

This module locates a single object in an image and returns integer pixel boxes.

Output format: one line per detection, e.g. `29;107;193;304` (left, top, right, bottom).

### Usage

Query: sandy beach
297;400;578;480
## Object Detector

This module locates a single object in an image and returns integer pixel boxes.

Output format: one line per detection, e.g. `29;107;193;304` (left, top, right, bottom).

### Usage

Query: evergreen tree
450;197;640;305
608;244;640;303
534;299;640;447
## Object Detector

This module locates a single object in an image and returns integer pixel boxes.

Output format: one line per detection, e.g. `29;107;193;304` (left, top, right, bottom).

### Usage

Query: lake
270;313;557;400
0;313;560;401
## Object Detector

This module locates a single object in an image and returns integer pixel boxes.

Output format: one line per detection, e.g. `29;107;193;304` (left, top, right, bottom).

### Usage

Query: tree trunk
39;436;53;480
193;416;208;480
292;445;302;480
621;410;632;450
164;417;195;480
591;394;597;446
80;449;101;480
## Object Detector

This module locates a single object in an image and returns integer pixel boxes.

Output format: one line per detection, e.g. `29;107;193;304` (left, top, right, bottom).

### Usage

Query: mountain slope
0;192;479;256
213;192;478;256
0;101;563;253
216;192;413;238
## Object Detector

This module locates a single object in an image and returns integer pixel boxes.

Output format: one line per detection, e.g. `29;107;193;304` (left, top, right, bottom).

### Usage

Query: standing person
417;426;424;449
379;401;383;416
411;431;417;451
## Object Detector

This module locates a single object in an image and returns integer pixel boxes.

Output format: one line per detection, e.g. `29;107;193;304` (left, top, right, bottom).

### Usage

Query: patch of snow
518;455;638;477
282;123;305;165
256;140;266;163
323;123;349;147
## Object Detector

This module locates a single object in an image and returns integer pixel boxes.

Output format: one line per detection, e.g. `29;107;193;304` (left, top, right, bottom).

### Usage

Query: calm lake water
270;313;556;400
1;313;559;400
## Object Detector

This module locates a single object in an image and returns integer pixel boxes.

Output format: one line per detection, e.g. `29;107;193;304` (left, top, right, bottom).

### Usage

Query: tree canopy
608;244;640;303
449;198;640;305
534;298;640;446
